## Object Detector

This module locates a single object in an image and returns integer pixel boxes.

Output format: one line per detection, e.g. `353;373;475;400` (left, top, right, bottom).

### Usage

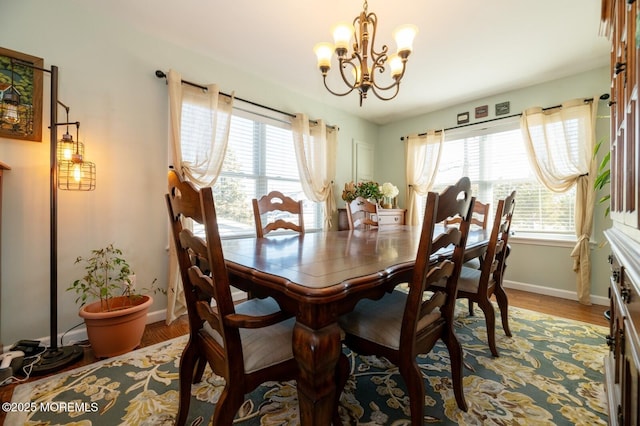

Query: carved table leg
292;321;342;426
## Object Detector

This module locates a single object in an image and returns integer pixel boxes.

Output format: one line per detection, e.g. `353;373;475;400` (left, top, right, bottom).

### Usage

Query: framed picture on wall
0;47;43;142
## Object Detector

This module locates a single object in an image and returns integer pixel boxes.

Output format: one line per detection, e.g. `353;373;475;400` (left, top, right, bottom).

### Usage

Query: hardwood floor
0;289;608;423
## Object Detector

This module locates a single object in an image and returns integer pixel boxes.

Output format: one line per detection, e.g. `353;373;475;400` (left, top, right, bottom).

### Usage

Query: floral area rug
7;304;609;425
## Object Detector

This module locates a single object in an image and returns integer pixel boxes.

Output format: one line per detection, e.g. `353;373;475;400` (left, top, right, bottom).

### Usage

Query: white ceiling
81;0;610;125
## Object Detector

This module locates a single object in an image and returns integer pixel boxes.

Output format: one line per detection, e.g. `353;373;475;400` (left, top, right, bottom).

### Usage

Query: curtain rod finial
155;70;167;79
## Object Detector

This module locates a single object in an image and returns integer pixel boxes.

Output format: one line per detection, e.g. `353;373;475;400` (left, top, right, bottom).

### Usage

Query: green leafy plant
593;139;611;217
342;181;383;202
67;244;161;312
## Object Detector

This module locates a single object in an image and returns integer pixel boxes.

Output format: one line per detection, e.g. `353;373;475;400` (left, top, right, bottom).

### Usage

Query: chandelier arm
322;75;356;97
370;82;401;101
336;56;362;89
371;64;407;92
366;12;387;58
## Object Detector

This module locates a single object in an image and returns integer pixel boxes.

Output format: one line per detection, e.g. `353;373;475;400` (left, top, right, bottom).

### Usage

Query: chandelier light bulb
332;22;354;54
388;54;404;79
393;24;418;57
314;42;334;72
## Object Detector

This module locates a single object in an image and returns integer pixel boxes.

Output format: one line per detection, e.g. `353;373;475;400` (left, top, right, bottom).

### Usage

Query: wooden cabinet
374;208;405;228
602;1;640;424
605;229;640;426
604;0;640;226
337;208;406;230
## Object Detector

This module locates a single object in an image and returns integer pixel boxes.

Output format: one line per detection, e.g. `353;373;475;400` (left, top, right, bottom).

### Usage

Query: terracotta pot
79;295;153;358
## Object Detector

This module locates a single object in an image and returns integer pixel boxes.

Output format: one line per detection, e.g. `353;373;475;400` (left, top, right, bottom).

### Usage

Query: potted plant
342;180;383;203
67;244;160;358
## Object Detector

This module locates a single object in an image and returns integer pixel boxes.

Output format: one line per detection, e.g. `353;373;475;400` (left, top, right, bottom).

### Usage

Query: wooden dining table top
221;225;488;297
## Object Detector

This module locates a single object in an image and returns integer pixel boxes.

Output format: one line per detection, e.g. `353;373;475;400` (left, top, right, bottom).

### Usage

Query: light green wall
0;1;611;348
0;0;377;347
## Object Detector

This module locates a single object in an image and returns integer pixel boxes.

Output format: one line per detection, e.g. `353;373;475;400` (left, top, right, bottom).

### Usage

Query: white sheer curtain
166;69;234;323
520;98;597;305
405;130;444;225
291;114;338;229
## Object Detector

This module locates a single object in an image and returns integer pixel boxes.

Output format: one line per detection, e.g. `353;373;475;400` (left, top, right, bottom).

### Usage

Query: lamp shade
393;24;418;55
58;160;96;191
56;132;84;162
388;54;404;78
314;42;334;71
332;22;354;53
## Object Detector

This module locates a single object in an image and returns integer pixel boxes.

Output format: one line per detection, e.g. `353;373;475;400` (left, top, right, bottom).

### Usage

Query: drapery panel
520;98;597;305
291;114;338;229
166;69;234;323
405;131;444;225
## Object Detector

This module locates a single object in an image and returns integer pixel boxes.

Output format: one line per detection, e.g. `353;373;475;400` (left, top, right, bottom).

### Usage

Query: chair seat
203;297;295;374
455;266;496;294
462;257;481;270
339;290;441;350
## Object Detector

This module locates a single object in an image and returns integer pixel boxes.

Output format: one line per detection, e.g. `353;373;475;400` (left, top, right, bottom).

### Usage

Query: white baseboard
503;279;609;307
3;308;168;354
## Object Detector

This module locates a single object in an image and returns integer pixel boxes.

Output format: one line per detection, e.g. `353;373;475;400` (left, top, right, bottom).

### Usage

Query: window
210;102;322;237
430;119;576;236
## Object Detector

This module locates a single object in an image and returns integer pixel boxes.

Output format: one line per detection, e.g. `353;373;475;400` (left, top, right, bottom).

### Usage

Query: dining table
221;225;488;426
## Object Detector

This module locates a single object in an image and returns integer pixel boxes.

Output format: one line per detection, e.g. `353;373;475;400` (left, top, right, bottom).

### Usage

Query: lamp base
31;345;84;375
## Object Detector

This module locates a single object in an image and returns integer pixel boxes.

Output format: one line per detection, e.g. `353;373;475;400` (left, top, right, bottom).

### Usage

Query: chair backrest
252;190;304;238
346;196;379;230
479;191;516;286
166;169;239;361
444;199;490;229
401;177;474;344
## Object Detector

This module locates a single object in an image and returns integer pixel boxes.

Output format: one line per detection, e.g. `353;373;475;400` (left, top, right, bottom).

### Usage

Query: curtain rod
399;94;609;140
154;70;337;130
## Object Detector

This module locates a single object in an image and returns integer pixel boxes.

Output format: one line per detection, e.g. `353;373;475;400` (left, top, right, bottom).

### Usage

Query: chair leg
400;360;428;425
494;285;512;337
193;354;207;383
442;330;468;412
478;298;498;357
468;299;474;316
175;339;198;426
212;387;244;426
333;353;350;425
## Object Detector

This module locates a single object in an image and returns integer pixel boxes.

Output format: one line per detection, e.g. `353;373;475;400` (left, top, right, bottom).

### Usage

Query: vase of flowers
380;182;399;209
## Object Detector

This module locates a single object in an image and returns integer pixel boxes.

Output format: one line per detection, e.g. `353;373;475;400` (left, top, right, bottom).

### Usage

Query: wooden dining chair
346;196;379;230
338;177;474;423
252;190;304;237
445;199;490;229
166;170;300;426
445;199;490;271
436;190;516;357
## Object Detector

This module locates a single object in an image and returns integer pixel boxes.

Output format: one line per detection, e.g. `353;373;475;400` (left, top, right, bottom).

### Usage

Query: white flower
380;182;399;198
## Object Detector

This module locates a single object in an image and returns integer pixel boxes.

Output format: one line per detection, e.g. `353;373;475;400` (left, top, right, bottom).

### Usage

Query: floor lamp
3;60;96;374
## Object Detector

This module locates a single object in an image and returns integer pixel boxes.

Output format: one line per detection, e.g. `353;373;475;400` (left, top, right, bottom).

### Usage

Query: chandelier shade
314;0;417;105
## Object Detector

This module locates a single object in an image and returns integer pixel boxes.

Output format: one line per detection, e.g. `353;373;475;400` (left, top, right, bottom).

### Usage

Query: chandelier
313;1;417;106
